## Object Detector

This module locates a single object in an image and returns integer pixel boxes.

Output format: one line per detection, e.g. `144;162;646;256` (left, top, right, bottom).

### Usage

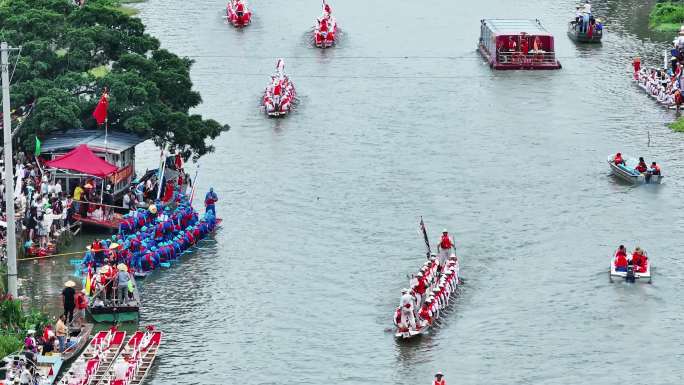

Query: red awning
44;144;118;178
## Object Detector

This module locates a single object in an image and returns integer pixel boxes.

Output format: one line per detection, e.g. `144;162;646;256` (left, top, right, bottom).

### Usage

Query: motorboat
607;154;663;185
263;59;296;117
226;0;251;28
567;20;603;43
610;253;652;283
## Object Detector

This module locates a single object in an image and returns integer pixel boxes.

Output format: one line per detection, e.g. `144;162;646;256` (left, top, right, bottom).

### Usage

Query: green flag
34;136;41;156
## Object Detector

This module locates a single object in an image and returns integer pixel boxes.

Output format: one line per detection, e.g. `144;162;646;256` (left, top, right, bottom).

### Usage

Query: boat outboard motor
626;264;636;283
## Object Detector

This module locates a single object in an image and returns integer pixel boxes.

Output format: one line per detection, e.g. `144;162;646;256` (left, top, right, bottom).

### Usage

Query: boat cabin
478;19;561;70
40;129;146;198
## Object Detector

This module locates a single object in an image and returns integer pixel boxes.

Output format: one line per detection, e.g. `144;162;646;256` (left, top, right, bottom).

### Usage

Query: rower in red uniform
613;152;625;166
633;57;641;80
614;245;628;272
434;371;446;385
418;300;433;325
319;17;329;33
635;157;648;173
323;2;331;14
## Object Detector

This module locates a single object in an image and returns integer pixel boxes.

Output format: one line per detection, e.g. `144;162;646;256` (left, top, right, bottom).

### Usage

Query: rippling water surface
19;0;684;384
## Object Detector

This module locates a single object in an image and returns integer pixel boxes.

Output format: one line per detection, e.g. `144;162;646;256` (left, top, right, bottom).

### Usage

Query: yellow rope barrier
19;250;85;261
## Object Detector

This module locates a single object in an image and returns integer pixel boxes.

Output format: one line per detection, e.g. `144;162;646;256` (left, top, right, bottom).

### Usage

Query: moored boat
607;154;663;185
226;0;251;28
60;323;94;362
314;1;337;48
263;59;296;117
57;328;127;385
478;19;561;70
87;273;140;323
98;327;163;385
1;351;62;385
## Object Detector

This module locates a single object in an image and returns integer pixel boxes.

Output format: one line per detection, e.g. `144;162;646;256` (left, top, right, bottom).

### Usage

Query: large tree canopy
0;0;227;160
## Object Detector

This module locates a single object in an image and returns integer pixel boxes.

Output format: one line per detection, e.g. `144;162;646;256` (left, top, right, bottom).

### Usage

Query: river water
18;0;684;384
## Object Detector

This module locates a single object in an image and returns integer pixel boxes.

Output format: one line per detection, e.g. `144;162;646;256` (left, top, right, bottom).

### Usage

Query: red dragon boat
478;19;561;70
314;1;337;48
99;327;163;385
226;0;251;28
263;59;296;117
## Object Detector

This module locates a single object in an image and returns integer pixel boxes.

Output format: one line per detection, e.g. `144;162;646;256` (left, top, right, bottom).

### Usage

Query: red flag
92;92;109;125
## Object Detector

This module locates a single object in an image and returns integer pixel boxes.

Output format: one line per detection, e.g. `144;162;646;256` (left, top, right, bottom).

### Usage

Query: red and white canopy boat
58;328;127;385
98;327;163;385
226;0;251;28
478;19;561;70
315;1;337;48
263;59;296;117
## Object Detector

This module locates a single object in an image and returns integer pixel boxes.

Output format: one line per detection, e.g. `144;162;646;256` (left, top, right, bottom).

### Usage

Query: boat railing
496;51;558;65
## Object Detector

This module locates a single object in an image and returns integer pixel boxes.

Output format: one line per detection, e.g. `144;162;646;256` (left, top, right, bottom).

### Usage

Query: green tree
0;0;227;160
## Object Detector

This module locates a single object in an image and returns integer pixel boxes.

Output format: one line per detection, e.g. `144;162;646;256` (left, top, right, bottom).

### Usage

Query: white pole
155;143;168;201
1;42;18;297
189;165;200;204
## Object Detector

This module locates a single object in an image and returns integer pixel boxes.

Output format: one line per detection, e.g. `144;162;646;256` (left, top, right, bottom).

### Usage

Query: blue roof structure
40;129;146;155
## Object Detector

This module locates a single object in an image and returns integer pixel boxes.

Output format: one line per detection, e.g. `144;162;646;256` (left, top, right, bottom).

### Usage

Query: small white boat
607;155;663;185
610;255;652;283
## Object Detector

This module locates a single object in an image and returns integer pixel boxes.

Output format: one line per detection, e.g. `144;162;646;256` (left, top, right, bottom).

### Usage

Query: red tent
44;144;118;178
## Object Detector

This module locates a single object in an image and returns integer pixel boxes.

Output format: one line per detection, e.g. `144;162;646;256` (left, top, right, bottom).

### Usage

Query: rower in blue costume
205;188;218;216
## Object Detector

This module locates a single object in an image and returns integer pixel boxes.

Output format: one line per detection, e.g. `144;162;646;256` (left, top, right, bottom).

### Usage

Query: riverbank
117;0;146;16
649;1;684;32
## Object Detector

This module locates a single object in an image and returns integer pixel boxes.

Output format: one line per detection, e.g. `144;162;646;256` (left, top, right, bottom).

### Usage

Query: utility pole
1;42;18;298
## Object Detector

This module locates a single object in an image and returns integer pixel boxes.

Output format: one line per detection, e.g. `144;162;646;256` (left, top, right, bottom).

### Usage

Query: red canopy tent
44;144;118;177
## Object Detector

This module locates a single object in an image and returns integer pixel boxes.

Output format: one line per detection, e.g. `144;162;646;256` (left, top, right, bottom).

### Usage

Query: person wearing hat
436;230;454;270
433;371;446;385
62;280;76;324
399;289;416;331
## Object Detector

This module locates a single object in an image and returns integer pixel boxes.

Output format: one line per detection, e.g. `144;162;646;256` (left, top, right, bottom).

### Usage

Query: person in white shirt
54;181;62;195
399;289;416;330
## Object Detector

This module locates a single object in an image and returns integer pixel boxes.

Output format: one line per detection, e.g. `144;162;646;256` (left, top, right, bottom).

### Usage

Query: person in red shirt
433;372;446;385
614;245;628;271
635;157;648;173
437;230;454;270
633;57;641;80
613;152;625;166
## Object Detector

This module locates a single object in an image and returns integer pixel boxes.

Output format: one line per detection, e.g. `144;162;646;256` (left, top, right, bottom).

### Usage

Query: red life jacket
274;83;282;96
631;252;643;266
636;163;648;173
236;2;244;12
439;235;452;249
615;251;628;268
652;164;661;174
614;154;623;165
320;19;328;32
434;379;446;385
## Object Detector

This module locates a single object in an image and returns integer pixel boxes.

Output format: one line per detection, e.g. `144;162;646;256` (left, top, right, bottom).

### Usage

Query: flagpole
189;165;200;204
155;143;168;201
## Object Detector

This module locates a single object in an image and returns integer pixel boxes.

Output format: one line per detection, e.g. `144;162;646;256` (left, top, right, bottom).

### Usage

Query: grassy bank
650;1;684;31
669;116;684;131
